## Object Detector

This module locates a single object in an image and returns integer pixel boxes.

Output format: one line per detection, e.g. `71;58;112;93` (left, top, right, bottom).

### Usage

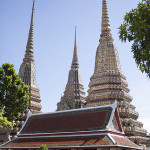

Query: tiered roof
0;103;141;149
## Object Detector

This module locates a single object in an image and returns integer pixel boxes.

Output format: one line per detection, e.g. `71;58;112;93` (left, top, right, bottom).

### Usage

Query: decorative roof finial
26;0;35;52
72;26;79;68
100;0;111;38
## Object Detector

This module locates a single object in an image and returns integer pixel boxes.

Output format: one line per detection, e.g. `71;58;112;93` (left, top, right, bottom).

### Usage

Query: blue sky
0;0;150;134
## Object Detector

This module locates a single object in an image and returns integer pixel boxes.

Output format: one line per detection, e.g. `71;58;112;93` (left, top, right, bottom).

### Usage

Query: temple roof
1;134;140;149
20;104;119;135
0;103;141;149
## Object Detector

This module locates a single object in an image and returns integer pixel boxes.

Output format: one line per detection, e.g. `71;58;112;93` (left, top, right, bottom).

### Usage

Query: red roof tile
20;107;112;135
0;104;141;150
3;135;113;148
112;135;139;147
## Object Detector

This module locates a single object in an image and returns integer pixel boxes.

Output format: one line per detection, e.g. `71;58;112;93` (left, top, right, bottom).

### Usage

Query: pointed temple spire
19;0;42;113
100;0;111;38
71;26;79;68
0;0;43;145
85;0;148;145
94;0;122;75
26;0;34;52
57;27;86;111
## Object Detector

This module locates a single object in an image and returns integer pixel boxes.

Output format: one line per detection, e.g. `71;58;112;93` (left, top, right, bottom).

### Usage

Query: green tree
39;145;48;150
119;0;150;77
0;63;30;128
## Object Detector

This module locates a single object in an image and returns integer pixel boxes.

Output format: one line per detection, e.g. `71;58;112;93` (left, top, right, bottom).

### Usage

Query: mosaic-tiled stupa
85;0;148;145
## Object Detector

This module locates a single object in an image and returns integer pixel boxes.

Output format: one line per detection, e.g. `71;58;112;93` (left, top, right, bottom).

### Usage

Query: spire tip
72;27;78;68
100;0;112;38
26;0;35;52
75;26;76;44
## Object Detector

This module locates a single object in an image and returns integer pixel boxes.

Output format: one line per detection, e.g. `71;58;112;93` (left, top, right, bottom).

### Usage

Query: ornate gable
0;103;141;149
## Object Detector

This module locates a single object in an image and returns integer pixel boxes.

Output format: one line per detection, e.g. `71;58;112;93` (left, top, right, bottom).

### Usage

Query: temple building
0;0;150;149
0;103;143;150
85;0;148;146
0;0;42;144
57;27;86;111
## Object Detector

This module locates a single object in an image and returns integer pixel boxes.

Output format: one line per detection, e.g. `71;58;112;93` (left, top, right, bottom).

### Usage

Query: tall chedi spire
57;27;86;111
0;0;42;144
85;0;148;145
19;0;42;113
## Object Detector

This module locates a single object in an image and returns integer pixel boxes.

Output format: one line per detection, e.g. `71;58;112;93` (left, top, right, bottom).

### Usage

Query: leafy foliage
0;109;14;128
119;0;150;77
39;145;48;150
0;63;29;128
